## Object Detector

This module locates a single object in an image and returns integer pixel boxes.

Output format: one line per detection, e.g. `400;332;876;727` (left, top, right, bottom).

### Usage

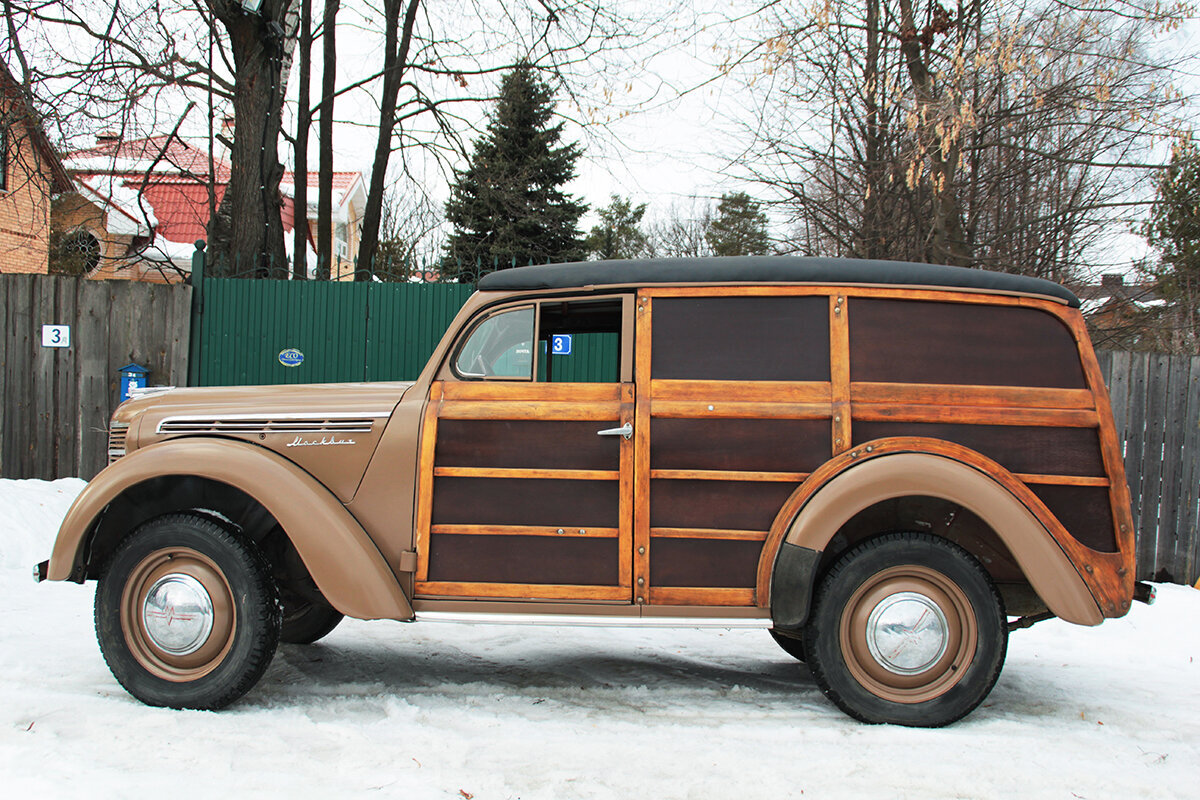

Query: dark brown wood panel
427;534;620;585
1031;485;1118;553
848;299;1087;388
853;421;1106;477
432;477;619;527
652;296;830;381
649;480;797;531
650;537;763;588
435;419;620;470
650;418;830;472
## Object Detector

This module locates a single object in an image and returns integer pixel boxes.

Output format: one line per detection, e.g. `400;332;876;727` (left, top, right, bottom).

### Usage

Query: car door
415;296;635;603
632;288;837;607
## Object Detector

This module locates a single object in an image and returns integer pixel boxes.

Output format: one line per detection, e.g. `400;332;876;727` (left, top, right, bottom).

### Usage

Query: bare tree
731;0;1196;284
644;198;714;258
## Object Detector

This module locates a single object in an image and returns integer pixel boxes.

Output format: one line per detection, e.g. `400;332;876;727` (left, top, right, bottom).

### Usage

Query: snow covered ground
1;478;1197;799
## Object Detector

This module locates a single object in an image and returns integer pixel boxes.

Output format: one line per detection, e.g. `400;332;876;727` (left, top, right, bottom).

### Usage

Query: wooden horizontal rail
1015;474;1111;487
430;524;620;538
649;469;808;483
415;581;629;602
652;401;832;420
433;467;620;481
648;587;756;606
438;401;620;421
650;527;769;541
441;382;624;402
851;382;1095;410
651;380;832;403
852;403;1099;427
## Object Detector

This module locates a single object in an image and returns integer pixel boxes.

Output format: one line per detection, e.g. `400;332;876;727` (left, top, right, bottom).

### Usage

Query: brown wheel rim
120;547;236;682
839;564;978;704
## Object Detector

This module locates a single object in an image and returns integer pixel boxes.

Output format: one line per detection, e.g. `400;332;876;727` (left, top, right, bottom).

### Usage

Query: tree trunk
355;0;422;281
896;0;971;266
316;0;339;281
292;0;312;280
208;0;293;278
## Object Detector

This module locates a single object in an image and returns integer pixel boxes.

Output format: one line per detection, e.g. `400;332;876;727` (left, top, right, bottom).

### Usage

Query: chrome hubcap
142;574;215;656
865;591;949;675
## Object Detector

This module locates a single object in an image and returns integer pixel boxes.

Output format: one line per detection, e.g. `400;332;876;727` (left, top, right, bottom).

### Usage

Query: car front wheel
803;533;1007;727
94;514;281;709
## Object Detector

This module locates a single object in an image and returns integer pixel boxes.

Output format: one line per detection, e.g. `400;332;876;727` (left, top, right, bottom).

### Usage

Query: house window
335;222;348;259
62;229;102;273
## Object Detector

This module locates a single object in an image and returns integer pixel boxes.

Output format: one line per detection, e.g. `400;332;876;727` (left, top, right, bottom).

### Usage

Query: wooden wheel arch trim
48;438;413;621
756;438;1134;626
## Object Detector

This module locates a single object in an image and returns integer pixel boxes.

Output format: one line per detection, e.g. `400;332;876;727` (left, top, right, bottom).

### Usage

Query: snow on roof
74;175;154;237
65;135;231;181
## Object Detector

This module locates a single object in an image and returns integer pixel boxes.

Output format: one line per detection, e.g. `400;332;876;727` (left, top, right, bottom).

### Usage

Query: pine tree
585;195;648;260
705;192;771;257
1145;136;1200;352
444;65;587;279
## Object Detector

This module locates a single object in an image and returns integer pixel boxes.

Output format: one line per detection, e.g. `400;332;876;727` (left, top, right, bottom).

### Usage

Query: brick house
0;62;73;275
61;132;365;282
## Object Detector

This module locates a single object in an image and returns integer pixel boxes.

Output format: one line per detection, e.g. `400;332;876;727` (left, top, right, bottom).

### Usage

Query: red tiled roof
141;182;227;243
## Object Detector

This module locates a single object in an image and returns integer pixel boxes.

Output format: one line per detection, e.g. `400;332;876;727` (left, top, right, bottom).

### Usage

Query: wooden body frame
409;283;1133;620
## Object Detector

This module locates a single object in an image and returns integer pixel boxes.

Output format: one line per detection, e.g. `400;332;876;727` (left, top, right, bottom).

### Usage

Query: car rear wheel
803;533;1006;727
94;514;281;709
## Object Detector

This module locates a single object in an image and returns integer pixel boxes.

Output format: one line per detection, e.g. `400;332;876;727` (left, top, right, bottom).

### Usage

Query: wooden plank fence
1097;350;1200;585
0;274;191;481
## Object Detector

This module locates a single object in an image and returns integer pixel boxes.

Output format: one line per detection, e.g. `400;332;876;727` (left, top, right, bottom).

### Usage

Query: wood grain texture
830;294;851;455
431;524;619;538
647;587;756;606
633;293;653;602
414;381;443;582
415;581;629;602
433;467;620;481
851;382;1096;410
649;469;810;483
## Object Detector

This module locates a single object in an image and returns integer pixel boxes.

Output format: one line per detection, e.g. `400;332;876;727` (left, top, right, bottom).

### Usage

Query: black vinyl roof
475;256;1081;307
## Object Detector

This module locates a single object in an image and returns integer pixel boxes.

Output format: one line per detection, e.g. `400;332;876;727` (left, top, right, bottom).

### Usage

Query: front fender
48;438;413;621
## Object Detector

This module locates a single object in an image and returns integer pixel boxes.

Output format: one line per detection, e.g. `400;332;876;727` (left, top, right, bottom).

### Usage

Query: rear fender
760;439;1106;627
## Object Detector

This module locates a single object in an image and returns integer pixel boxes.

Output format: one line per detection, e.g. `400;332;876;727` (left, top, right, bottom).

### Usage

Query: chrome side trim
156;411;391;436
414;611;775;629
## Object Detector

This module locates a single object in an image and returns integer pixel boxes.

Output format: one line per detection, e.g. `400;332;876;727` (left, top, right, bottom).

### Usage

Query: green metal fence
189;247;476;386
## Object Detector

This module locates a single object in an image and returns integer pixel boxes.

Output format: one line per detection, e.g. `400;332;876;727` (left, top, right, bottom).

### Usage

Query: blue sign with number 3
550;334;572;355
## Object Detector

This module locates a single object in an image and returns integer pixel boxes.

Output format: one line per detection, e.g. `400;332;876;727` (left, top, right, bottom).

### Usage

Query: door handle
597;423;633;440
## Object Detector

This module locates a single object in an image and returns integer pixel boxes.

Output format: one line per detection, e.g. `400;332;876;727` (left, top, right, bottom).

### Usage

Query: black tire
768;629;806;662
802;533;1007;727
279;596;344;645
94;514;281;709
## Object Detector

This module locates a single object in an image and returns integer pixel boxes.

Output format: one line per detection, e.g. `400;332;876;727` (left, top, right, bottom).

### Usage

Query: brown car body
40;256;1140;725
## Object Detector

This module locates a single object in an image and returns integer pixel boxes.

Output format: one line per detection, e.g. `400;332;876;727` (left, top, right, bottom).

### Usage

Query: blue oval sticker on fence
278;348;305;368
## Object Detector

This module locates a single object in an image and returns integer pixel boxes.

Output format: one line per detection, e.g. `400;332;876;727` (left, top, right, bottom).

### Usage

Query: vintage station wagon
37;257;1148;726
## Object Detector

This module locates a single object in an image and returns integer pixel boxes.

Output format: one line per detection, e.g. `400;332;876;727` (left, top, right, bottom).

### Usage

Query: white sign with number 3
41;325;70;348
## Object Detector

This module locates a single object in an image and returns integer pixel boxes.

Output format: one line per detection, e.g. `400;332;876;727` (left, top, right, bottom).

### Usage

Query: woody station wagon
36;257;1149;726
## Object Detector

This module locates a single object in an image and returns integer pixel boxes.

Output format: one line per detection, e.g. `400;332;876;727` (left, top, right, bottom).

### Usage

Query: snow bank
1;479;1197;799
0;478;85;571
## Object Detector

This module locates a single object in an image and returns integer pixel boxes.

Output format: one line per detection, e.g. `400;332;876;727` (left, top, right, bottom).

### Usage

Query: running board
413;611;774;629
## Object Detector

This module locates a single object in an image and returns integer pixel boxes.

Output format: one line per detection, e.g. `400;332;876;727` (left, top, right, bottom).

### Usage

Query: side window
652;296;831;381
454;306;535;379
536;299;622;383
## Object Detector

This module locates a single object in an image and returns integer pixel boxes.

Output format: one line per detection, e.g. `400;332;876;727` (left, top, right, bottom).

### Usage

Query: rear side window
848;299;1087;388
652;296;830;381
